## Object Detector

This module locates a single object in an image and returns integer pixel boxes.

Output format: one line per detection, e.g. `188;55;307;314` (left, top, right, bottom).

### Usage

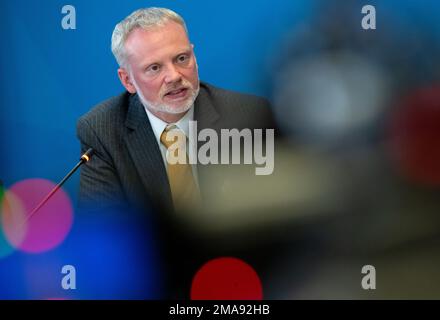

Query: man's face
120;22;200;118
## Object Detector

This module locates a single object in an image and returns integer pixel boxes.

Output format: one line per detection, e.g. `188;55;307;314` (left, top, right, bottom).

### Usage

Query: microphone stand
23;148;94;225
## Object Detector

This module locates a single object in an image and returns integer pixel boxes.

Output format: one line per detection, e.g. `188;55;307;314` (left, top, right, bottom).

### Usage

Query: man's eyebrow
140;58;161;70
174;49;192;57
140;48;192;68
144;60;160;67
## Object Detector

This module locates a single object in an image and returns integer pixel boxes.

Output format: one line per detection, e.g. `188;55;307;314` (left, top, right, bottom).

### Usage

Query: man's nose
164;64;182;84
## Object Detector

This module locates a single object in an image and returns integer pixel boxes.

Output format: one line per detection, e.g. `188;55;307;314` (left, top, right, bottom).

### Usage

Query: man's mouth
164;88;188;98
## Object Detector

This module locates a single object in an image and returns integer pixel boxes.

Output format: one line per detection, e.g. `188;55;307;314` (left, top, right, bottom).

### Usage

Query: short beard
133;79;200;115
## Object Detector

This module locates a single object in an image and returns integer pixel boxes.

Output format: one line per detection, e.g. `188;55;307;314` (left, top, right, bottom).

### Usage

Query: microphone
24;148;94;224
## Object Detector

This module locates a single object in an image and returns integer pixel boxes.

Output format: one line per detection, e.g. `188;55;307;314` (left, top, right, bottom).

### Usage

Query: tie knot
160;125;186;149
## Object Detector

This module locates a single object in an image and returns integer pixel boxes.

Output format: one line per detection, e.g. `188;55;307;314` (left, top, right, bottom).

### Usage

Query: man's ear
117;68;136;94
191;44;198;67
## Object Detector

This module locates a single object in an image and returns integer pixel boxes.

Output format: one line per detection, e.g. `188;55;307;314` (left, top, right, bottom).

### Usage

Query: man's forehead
125;23;189;50
124;23;191;65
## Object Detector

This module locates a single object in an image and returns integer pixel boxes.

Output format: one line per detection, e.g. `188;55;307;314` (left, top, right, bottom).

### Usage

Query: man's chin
150;102;192;115
139;87;199;116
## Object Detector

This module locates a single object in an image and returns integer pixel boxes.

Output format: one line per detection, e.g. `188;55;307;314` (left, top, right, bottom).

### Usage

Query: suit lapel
124;94;172;210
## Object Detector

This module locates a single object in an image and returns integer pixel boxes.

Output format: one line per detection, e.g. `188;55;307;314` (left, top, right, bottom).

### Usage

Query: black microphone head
80;148;94;162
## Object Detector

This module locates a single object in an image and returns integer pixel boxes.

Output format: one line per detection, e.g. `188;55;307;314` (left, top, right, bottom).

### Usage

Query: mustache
161;80;193;96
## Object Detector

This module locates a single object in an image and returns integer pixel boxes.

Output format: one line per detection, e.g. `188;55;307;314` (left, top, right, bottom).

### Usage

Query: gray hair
111;7;188;68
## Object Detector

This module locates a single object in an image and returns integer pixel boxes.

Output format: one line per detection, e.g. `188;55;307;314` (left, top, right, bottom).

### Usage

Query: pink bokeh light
1;178;73;253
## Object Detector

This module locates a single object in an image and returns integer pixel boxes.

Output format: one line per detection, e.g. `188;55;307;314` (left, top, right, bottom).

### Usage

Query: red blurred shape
191;257;263;300
389;86;440;187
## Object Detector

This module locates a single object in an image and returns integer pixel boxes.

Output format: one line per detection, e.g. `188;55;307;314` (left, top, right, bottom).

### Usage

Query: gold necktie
160;125;199;209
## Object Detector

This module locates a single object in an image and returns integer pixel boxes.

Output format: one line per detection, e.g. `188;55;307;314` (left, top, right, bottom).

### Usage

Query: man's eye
177;54;189;63
147;64;160;73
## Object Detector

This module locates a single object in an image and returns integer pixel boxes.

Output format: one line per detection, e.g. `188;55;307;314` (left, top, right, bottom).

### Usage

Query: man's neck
147;108;188;124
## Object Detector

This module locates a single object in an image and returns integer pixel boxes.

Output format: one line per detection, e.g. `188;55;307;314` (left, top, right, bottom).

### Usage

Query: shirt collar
144;105;194;146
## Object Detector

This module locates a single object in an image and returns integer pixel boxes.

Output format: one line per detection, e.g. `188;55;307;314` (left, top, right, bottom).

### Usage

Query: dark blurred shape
263;0;440;298
271;0;440;150
273;51;390;146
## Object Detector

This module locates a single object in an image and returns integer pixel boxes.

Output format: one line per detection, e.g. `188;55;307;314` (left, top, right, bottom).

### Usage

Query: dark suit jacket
76;81;276;298
77;82;275;213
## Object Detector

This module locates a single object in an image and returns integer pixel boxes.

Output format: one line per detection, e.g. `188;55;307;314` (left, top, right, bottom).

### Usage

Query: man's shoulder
77;92;131;126
201;82;270;108
200;82;275;129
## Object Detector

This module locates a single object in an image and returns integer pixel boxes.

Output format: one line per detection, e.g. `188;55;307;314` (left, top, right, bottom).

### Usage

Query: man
77;7;276;298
